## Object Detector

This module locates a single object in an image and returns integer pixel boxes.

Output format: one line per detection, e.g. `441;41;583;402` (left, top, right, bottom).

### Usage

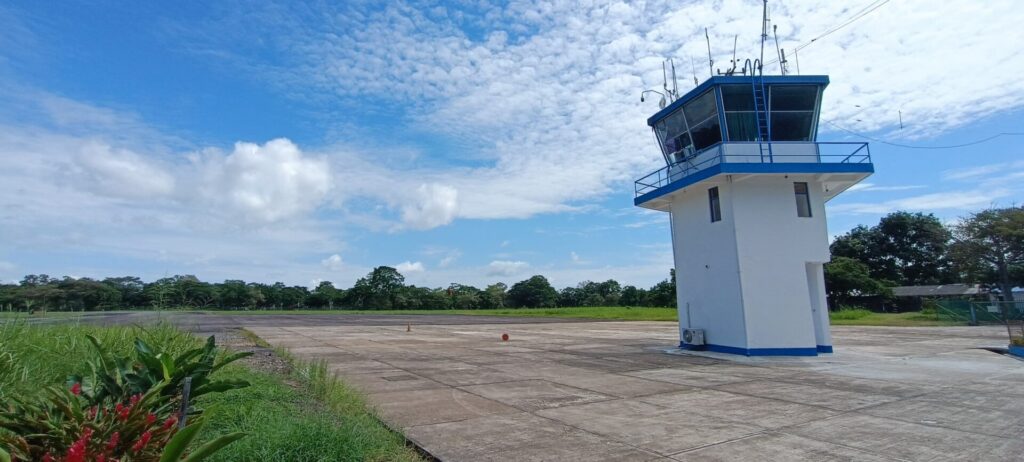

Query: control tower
634;74;872;356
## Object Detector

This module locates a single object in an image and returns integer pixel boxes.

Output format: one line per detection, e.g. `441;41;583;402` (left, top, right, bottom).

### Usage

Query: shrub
1;332;250;461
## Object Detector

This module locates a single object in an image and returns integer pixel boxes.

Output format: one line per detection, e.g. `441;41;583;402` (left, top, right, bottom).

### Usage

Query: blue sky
1;1;1022;289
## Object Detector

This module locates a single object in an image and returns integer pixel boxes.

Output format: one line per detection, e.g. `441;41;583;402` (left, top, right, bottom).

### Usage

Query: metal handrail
635;141;870;197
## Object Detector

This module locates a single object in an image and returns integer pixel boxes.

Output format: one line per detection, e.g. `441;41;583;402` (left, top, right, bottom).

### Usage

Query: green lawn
206;306;971;327
0;321;421;461
827;309;962;327
206;306;681;321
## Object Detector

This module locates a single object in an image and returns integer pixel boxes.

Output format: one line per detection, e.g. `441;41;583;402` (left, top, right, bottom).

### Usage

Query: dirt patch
216;329;293;376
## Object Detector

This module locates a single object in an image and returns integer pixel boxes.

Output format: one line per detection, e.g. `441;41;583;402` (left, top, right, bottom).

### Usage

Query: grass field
1;305;969;327
0;321;421;461
205;306;969;326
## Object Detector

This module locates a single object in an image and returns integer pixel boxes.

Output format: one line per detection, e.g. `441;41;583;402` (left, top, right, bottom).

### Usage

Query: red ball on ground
501;333;509;341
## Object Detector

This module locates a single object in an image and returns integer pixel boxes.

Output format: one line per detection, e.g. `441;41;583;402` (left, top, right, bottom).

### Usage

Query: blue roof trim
817;345;834;354
682;342;820;356
647;75;830;127
634;161;874;207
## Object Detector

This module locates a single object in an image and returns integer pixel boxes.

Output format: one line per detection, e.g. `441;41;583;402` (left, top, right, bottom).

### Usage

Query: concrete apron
247;320;1023;462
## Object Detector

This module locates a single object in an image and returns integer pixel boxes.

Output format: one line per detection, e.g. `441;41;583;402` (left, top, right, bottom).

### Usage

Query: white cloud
395;260;424;273
570;251;580;262
174;0;1024;223
438;254;458;268
195;139;332;223
73;142;176;199
942;161;1024;181
321;254;343;271
399;183;458;230
486;260;529;277
831;189;1011;215
846;183;925;193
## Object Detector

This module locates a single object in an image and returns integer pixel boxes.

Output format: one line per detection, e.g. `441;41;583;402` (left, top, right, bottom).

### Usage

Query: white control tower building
634;75;872;356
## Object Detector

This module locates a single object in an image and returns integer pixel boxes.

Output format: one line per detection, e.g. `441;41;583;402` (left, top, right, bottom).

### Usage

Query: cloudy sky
1;0;1022;289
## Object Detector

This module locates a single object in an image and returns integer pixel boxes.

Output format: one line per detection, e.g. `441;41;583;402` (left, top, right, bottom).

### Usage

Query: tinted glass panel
709;187;721;222
690;117;722;150
683;90;718;124
794;182;812;217
771;112;814;141
721;85;755;111
770;85;818;111
725;113;758;141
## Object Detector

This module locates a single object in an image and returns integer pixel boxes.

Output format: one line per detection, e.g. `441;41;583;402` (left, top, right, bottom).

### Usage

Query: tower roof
647;75;829;127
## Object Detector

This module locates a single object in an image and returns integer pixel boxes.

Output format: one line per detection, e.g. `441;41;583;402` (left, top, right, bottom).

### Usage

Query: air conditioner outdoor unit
682;328;705;346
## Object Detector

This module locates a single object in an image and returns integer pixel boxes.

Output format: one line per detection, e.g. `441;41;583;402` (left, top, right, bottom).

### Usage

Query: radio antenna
690;55;698;86
704;28;714;77
671;59;679;100
662;61;669;98
773;24;787;75
759;0;768;74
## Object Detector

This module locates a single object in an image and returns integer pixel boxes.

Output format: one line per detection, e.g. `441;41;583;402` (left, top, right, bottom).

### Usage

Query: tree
507;275;558;308
347;266;406;309
831;212;952;286
648;269;677;307
620;285;647;306
480;283;507;309
103;276;147;307
950;206;1024;302
824;256;892;308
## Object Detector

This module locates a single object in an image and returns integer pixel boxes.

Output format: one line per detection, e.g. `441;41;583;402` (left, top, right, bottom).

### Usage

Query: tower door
805;262;832;350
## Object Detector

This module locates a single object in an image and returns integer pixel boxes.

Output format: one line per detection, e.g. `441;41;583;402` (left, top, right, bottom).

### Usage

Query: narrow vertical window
794;182;812;217
708;187;721;222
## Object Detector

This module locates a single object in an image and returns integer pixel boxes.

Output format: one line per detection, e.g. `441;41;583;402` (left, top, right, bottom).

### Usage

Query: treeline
0;269;677;312
825;206;1024;307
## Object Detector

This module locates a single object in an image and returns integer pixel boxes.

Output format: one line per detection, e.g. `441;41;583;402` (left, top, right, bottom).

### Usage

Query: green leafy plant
69;335;252;411
1;333;250;461
0;381;243;461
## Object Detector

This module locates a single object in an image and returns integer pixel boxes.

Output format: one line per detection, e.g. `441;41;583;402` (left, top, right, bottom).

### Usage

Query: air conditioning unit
682;328;705;346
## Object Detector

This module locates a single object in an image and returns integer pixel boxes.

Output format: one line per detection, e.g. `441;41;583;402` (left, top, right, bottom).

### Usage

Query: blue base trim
680;342;820;356
1009;344;1024;358
816;345;834;354
636;162;874;207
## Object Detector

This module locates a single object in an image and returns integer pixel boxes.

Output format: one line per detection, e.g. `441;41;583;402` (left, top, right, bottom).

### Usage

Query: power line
823;120;1024;150
765;0;891;66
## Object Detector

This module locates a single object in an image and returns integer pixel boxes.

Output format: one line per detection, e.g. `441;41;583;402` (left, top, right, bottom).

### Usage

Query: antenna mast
773;24;788;75
690;56;698;86
704;28;714;77
759;0;768;75
671;59;679;101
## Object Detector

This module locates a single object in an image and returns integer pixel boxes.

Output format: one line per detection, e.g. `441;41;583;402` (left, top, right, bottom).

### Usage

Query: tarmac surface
33;312;1024;461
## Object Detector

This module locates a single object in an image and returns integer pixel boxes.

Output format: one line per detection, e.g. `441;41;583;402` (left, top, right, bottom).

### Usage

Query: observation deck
634;141;872;211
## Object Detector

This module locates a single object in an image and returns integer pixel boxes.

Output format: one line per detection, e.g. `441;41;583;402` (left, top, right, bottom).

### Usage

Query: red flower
70;382;82;395
131;431;153;452
129;393;142;406
88;406;98;420
41;453;54;462
162;416;178;430
107;431;120;451
145;413;157;425
96;455;106;462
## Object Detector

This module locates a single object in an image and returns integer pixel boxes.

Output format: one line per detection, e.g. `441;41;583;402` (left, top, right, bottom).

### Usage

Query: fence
934;300;1024;326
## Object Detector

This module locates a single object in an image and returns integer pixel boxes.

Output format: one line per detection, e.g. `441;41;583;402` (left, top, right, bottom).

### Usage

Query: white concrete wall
670;179;747;349
668;174;834;352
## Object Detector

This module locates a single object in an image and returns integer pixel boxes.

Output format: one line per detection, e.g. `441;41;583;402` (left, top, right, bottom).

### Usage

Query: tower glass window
684;90;722;150
770;85;819;141
794;182;812;217
709;186;722;222
721;85;758;141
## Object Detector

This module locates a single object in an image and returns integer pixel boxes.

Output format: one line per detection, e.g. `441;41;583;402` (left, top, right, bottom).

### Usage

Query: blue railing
634;141;870;198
